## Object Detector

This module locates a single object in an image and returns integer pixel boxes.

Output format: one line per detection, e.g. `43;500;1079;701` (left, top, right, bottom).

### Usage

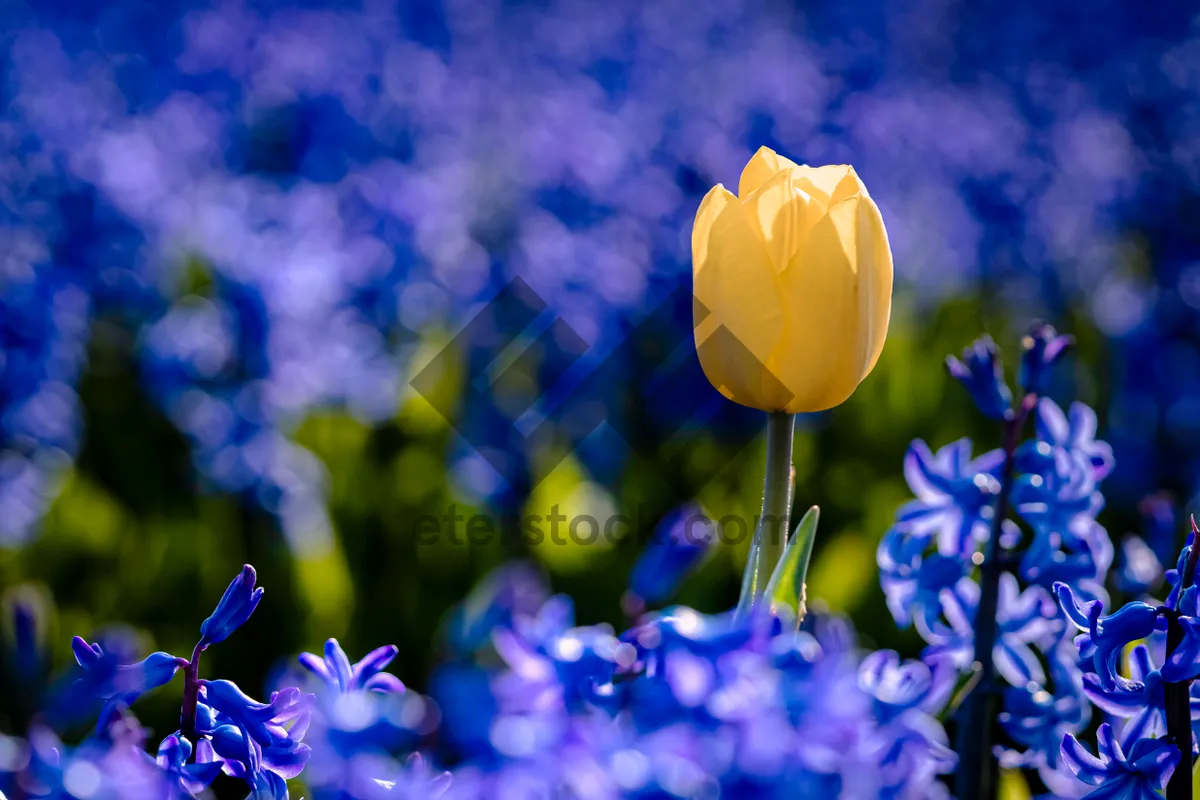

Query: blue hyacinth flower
199;564;265;647
877;527;965;630
298;639;405;695
921;574;1061;687
1019;323;1073;396
199;680;313;749
895;438;1003;557
1026;399;1115;482
857;650;956;724
153;733;223;796
627;504;715;607
64;636;182;733
946;335;1013;420
1164;528;1199;612
1061;723;1179;799
1012;447;1103;547
1081;644;1165;746
998;642;1090;770
208;723;312;781
1055;583;1162;691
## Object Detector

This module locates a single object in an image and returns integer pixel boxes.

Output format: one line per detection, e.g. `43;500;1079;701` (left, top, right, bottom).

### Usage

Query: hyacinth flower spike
183;565;266;741
936;325;1086;800
16;564;317;798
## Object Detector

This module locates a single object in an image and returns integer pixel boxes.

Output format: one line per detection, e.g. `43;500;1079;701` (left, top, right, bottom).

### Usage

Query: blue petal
1161;616;1200;683
199;565;265;647
1061;732;1108;786
1054;582;1099;631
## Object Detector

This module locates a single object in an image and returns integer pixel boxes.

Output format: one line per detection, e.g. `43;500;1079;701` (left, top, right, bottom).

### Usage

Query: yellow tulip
692;146;893;413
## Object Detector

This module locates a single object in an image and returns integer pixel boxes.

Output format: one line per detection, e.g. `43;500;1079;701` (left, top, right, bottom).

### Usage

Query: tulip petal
692;184;786;410
852;192;893;376
742;168;828;271
774;193;892;412
737;146;801;199
791;164;863;208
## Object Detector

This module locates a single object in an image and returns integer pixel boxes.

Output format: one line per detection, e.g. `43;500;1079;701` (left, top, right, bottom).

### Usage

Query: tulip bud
692;146;893;413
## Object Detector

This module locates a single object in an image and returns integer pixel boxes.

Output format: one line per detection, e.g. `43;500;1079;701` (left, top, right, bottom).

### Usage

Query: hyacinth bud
946;335;1013;420
692;146;893;413
627;506;716;607
199;565;264;647
1019;322;1073;396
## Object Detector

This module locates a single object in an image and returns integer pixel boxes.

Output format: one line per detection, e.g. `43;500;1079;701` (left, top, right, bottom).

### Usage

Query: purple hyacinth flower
199;564;265;647
946;335;1013;420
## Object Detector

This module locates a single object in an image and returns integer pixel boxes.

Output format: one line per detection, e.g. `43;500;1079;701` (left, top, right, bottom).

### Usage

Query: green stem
737;411;795;614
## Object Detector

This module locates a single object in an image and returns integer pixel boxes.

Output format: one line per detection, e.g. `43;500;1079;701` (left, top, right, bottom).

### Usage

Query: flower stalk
179;641;205;745
955;395;1032;800
737;411;795;613
1165;521;1200;800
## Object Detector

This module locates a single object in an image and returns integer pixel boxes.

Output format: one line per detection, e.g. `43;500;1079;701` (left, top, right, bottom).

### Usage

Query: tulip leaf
734;535;764;620
763;505;820;622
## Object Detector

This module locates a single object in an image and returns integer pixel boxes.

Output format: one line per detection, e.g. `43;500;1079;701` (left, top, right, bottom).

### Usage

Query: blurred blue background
1;0;1198;748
